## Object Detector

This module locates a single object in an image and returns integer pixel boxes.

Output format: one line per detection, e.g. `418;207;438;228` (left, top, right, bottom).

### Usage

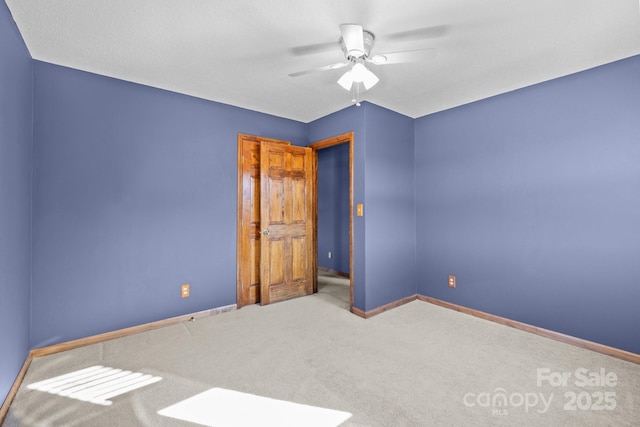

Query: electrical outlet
328;251;332;259
181;283;190;298
448;275;456;288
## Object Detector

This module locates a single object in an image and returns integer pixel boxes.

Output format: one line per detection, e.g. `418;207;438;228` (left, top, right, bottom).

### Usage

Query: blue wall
0;0;32;406
30;62;307;347
317;143;350;274
415;55;640;354
309;103;417;311
2;10;639;405
363;104;416;310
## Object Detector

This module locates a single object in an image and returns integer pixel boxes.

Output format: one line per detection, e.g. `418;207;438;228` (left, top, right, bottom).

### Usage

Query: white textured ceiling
6;0;640;122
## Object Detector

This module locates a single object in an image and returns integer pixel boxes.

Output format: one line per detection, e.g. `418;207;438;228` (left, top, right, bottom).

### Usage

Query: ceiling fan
289;24;438;104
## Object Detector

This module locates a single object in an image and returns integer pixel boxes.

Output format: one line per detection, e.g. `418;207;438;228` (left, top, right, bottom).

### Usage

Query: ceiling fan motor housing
341;30;375;60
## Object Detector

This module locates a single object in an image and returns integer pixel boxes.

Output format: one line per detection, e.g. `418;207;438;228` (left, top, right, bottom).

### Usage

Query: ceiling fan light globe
350;63;368;82
350;63;379;90
337;71;354;90
362;72;379;90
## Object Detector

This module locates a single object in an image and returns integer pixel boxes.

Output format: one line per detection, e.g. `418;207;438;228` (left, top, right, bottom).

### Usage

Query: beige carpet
5;272;640;426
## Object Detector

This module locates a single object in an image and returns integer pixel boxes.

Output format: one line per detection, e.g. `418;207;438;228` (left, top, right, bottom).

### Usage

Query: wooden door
259;141;314;305
236;134;290;307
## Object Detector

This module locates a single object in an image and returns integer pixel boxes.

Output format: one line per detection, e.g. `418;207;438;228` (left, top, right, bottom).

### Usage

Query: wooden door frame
309;132;354;310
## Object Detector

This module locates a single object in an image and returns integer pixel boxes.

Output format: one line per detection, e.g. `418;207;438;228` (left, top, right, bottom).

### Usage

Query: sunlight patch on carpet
27;365;162;406
158;387;352;426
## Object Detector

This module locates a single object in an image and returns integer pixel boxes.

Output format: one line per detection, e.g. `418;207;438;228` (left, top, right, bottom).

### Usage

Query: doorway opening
310;132;354;310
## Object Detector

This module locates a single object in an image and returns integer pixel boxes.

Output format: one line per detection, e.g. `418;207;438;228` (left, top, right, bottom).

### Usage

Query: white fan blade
290;41;340;56
340;24;365;57
368;48;437;65
288;62;348;77
385;25;449;41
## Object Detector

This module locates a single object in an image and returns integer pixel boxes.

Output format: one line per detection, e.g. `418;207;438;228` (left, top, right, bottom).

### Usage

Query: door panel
268;178;286;224
260;142;314;305
267;238;285;284
292;179;306;222
291;236;306;280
